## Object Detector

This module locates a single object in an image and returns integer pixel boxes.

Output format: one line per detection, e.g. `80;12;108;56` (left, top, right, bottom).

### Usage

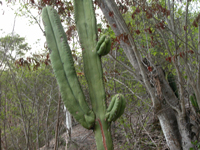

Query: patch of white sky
175;0;200;14
0;1;104;58
0;1;46;57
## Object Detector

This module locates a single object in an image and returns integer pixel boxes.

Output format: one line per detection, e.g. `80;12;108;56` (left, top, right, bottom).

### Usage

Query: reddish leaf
160;22;165;29
148;66;153;72
148;28;152;34
109;11;114;17
131;13;135;20
135;7;140;13
46;53;49;60
166;10;170;16
193;21;198;27
166;57;171;62
188;50;194;54
112;24;117;28
33;62;40;70
146;12;153;19
98;28;102;32
135;30;140;35
168;57;171;63
103;77;107;83
77;72;84;76
184;25;187;31
179;52;185;57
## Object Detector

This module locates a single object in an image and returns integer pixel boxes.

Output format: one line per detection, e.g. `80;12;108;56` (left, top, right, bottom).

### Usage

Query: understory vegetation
1;0;200;149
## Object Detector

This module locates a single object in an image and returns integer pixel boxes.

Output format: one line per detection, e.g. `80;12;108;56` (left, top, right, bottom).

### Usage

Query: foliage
0;33;67;149
2;0;200;149
190;140;200;150
0;34;30;58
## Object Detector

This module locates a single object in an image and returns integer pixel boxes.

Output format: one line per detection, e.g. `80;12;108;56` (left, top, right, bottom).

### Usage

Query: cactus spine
42;1;126;149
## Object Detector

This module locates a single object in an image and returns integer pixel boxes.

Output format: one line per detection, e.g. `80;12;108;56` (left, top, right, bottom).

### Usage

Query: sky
0;1;46;55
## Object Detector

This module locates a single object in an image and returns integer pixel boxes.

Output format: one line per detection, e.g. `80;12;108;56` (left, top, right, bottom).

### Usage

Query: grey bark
96;0;194;149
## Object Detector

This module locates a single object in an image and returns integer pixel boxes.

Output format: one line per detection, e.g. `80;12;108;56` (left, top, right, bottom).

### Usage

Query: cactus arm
106;94;126;122
96;35;111;56
42;6;95;129
96;35;106;52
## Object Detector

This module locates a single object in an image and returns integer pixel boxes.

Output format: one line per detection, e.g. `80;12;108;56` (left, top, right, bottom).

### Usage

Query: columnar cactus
42;1;126;149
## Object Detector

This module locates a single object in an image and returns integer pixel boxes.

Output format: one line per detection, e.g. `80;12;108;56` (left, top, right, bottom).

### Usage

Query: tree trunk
157;106;181;150
176;114;194;150
97;0;194;149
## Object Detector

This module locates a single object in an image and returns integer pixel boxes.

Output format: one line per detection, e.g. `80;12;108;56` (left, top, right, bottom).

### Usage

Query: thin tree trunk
36;98;40;149
54;95;61;150
45;99;51;148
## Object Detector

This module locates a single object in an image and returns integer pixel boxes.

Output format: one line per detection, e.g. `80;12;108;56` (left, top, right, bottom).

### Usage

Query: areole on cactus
42;0;126;149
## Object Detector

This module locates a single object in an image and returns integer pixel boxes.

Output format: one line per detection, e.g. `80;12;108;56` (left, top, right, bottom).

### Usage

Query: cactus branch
106;94;126;122
42;6;95;129
96;35;111;56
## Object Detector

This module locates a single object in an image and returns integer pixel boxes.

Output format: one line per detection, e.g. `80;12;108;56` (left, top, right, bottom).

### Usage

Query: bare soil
39;123;124;150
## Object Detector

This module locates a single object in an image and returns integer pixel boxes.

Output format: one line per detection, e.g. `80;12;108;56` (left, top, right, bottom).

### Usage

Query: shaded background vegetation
1;0;200;149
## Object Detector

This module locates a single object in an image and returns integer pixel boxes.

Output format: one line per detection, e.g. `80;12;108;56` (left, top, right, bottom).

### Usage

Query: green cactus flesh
96;35;111;56
74;1;113;149
106;94;126;122
42;6;95;129
167;73;179;99
42;1;126;149
73;0;106;116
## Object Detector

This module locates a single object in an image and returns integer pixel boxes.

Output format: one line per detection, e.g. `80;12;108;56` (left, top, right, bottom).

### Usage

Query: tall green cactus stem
42;6;95;129
42;1;126;149
73;0;114;149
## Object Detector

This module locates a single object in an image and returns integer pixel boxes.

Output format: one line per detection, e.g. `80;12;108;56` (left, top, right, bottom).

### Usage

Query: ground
39;116;169;150
39;123;124;150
